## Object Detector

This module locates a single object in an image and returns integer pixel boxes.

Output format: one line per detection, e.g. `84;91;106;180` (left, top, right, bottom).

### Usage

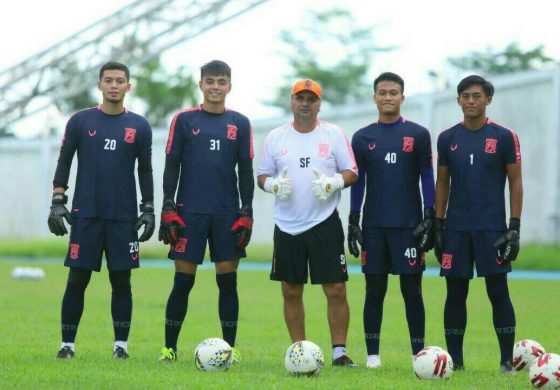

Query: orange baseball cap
292;79;322;98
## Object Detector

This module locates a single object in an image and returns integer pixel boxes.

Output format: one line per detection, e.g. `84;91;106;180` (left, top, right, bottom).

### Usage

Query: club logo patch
124;128;136;143
403;136;414;152
318;143;329;157
88;130;96;137
69;244;80;260
131;253;138;261
485;138;497;153
368;143;376;151
441;253;453;269
192;128;200;135
174;238;188;253
280;148;288;155
227;124;237;140
450;144;458;151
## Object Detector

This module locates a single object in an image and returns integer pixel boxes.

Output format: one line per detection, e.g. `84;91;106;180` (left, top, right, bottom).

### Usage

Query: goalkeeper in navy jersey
49;62;155;360
348;72;435;369
435;75;523;373
157;60;254;363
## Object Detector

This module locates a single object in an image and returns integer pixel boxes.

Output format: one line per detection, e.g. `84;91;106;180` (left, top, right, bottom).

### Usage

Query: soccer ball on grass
285;340;324;377
513;339;546;371
529;352;560;388
413;346;453;380
194;337;233;372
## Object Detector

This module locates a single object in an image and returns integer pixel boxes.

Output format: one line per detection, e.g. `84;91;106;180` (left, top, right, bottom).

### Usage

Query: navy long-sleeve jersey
53;106;153;221
437;118;521;230
351;117;433;228
165;106;253;215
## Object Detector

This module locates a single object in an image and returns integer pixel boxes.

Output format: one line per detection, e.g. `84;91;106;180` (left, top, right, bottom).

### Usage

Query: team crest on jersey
441;253;453;269
69;244;80;260
450;144;458;151
88;130;96;137
402;137;414;152
227;124;238;140
368;143;376;151
192;128;200;135
281;148;288;155
174;238;188;253
124;128;136;143
318;143;329;157
485;138;497;153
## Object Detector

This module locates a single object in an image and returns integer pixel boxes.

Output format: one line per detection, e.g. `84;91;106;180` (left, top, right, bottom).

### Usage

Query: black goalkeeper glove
347;213;363;258
413;207;435;252
433;218;445;264
494;218;520;263
48;193;72;236
231;205;253;249
134;201;155;242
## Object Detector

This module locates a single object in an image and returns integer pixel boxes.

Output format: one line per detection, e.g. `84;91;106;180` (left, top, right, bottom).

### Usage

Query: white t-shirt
257;120;357;234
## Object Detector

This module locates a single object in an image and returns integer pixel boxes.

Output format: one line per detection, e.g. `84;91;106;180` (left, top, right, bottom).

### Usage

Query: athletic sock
109;270;133;343
444;277;469;367
60;342;75;351
486;274;516;363
400;274;425;355
114;340;128;352
363;274;388;355
333;345;346;360
216;272;238;347
165;272;195;350
61;282;87;343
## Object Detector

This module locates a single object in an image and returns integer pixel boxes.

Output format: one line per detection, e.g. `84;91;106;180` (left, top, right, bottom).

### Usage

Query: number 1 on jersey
469;153;474;165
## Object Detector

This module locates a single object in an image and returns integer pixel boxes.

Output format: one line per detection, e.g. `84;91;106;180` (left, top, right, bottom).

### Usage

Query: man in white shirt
257;79;359;367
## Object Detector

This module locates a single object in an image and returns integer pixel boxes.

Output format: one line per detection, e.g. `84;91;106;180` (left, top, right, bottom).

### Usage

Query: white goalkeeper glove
264;166;292;200
311;167;345;201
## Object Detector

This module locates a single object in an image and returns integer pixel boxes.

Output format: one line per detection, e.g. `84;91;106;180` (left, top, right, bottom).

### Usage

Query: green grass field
1;259;559;389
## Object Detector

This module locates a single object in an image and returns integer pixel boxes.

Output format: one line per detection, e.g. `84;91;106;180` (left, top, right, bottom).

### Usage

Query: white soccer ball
529;353;560;388
284;340;324;377
194;337;233;372
513;339;546;371
413;346;453;380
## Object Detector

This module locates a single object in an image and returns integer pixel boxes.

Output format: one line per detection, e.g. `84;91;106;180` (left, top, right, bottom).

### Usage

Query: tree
447;43;554;76
52;59;98;116
133;58;199;128
271;8;394;112
49;57;199;130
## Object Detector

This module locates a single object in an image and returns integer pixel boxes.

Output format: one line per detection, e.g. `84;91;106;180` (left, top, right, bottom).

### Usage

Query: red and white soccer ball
529;353;560;388
413;346;453;380
513;339;546;371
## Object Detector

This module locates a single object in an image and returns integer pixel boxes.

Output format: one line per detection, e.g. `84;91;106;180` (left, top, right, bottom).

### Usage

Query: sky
1;0;558;138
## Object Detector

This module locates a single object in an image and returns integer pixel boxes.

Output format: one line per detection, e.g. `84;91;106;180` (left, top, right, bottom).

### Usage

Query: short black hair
374;72;404;93
200;60;231;79
457;75;494;97
99;62;130;81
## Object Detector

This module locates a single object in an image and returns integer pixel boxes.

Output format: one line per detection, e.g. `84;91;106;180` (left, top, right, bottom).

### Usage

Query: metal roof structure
0;0;268;130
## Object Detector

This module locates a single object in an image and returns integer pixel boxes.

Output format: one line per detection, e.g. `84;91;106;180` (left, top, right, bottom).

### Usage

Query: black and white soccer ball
413;346;453;380
513;339;546;371
194;337;233;372
529;352;560;388
284;340;324;377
